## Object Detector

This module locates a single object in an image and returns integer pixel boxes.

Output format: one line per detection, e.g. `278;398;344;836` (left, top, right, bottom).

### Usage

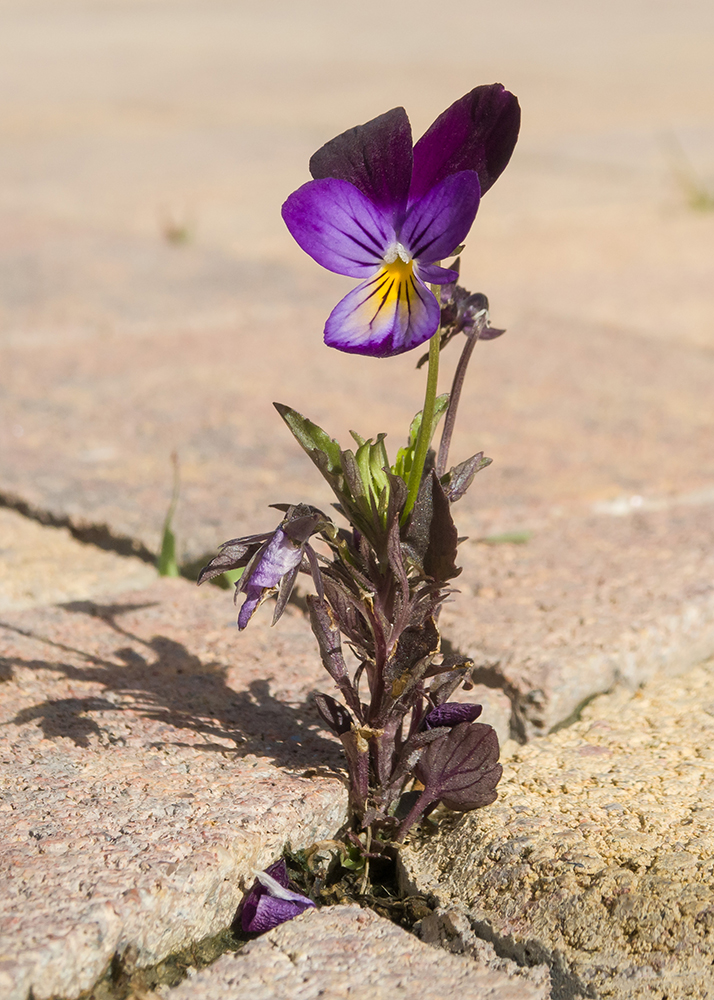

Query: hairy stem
435;312;487;477
403;284;442;521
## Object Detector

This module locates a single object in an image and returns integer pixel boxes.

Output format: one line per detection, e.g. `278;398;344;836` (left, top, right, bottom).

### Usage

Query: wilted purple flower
241;859;315;933
197;504;326;630
282;84;519;358
424;702;483;729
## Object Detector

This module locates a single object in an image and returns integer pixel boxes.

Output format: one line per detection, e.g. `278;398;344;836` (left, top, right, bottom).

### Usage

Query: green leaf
157;521;180;577
274;403;342;475
157;452;181;577
393;394;449;482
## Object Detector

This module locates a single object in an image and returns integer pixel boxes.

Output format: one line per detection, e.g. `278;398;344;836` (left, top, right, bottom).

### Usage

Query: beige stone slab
400;657;714;999
2;306;713;567
0;578;347;1000
0;506;156;610
160;905;551;1000
444;501;714;738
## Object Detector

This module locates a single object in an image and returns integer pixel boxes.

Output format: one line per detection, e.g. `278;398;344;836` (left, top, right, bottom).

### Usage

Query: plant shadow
0;599;345;776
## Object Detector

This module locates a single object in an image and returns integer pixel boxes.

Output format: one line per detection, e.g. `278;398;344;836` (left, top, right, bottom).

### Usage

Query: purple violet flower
197;505;325;630
241;859;315;934
282;84;519;358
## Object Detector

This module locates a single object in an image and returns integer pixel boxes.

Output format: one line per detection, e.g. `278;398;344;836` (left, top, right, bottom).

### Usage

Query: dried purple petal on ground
241;859;315;934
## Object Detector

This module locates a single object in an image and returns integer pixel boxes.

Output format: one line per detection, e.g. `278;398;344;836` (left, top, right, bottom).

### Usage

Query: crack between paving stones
466;918;593;1000
0;489;221;581
4;492;600;998
0;489;157;564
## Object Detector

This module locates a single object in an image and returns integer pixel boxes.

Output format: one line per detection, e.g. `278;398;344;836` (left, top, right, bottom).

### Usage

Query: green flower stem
402;284;441;521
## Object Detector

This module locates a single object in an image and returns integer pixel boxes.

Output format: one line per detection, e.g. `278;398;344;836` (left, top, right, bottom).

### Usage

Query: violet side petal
401;172;481;264
411;84;520;202
324;267;440;358
281;178;393;277
309;106;413;222
424;703;483;729
416;262;460;286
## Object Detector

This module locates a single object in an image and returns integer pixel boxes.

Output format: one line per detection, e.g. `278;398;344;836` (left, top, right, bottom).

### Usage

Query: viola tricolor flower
241;859;315;933
282;84;520;358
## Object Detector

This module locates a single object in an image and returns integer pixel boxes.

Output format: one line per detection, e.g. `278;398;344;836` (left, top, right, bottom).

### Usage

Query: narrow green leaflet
393;393;450;483
157;452;181;577
274;403;343;476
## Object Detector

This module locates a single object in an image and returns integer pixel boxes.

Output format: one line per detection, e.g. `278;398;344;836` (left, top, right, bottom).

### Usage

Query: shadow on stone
1;599;344;775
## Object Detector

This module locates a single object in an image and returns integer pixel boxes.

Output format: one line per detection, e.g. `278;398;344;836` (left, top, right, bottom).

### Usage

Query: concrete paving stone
0;506;157;610
158;905;551;1000
2;306;713;567
444;501;714;738
0;578;348;1000
399;658;714;999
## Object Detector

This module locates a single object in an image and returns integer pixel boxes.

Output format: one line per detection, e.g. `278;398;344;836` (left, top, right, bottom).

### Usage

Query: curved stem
435;313;487;478
402;285;442;520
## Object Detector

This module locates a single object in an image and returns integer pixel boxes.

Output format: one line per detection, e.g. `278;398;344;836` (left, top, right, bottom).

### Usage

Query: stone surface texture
400;658;714;999
446;502;714;738
159;905;551;1000
0;579;347;1000
0;506;156;610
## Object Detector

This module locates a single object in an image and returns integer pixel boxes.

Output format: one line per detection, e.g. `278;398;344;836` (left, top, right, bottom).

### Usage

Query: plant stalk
435;312;487;478
403;284;442;520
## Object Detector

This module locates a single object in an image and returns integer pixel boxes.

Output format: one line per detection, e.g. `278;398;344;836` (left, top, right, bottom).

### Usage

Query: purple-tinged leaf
415;722;502;812
196;534;271;586
428;664;474;706
314;692;353;736
424;703;483;729
339;729;370;815
423;653;474;680
388;726;451;789
273;404;343;479
388;616;440;693
411;84;520;202
478;325;506;341
309;107;413;221
442;452;492;502
272;564;299;626
307;595;363;718
406;471;460;581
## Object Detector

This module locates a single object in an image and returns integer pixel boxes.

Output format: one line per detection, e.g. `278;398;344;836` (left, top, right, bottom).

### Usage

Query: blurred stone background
1;0;712;567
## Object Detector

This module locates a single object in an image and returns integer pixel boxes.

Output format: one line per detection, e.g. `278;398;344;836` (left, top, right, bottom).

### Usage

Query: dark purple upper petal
410;84;520;203
424;703;483;729
309;107;413;223
400;172;481;263
282;178;393;277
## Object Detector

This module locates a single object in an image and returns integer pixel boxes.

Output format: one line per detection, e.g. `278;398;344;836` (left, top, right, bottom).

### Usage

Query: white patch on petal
383;241;412;265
